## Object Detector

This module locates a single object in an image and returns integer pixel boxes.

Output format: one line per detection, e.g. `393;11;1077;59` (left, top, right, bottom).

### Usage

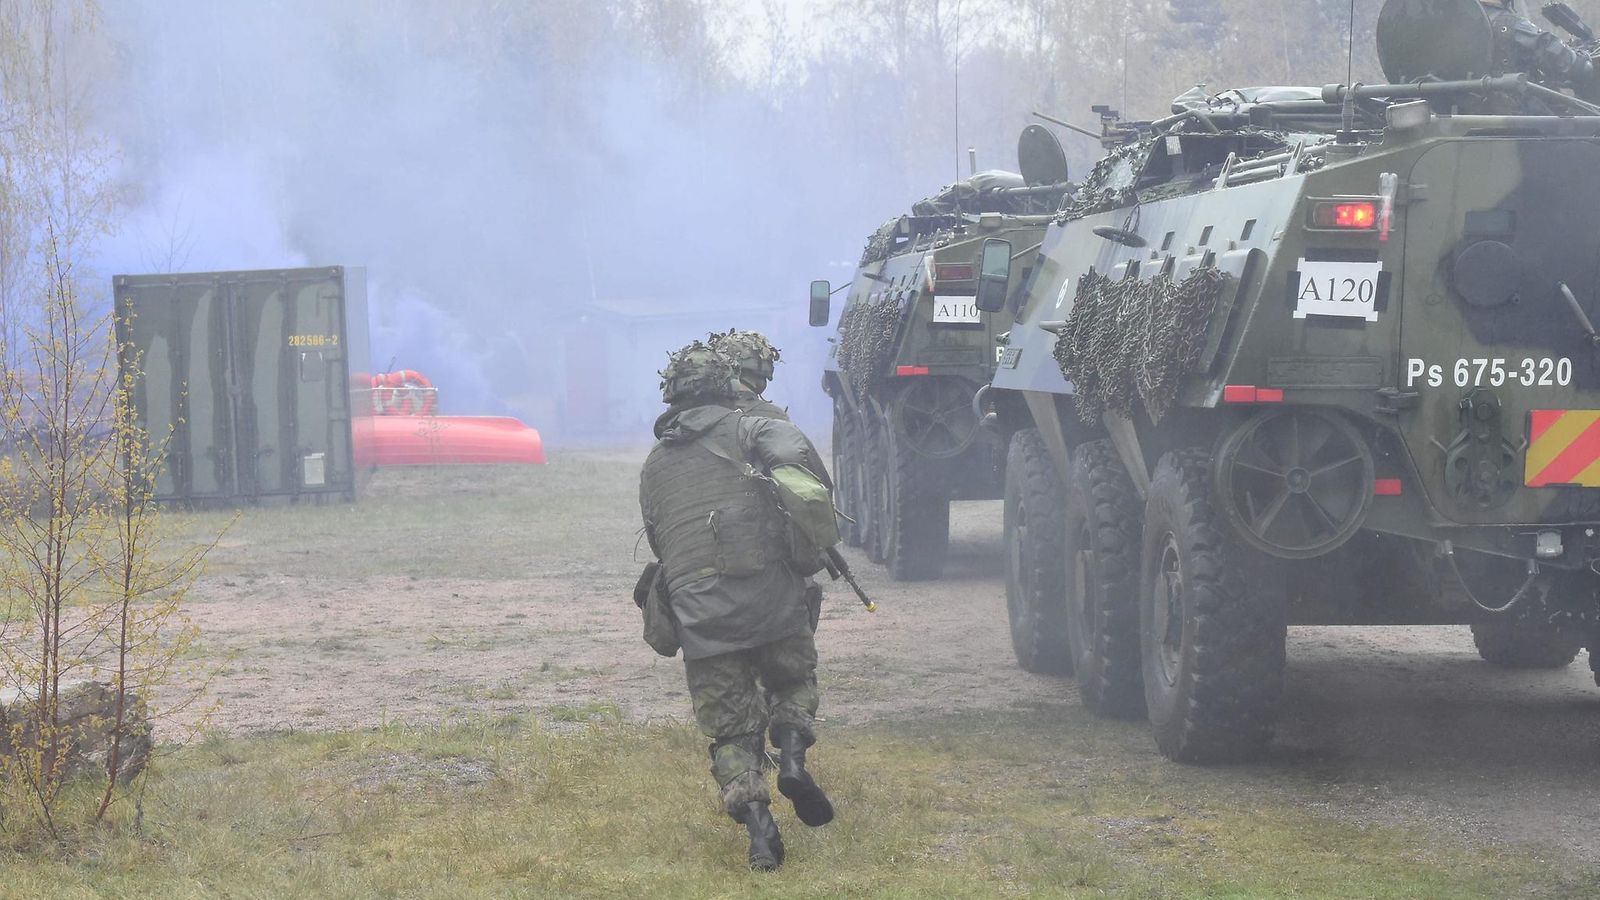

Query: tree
0;0;210;843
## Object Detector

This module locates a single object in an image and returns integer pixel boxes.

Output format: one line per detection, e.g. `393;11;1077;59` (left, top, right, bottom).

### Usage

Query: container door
116;277;236;502
227;270;351;499
1397;139;1600;525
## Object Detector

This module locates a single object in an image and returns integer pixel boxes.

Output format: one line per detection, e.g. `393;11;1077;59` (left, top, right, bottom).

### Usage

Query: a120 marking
1300;275;1377;305
1406;357;1572;388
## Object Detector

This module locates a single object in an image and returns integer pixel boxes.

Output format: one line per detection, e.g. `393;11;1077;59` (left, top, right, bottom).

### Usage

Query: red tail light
1311;201;1377;230
895;365;930;377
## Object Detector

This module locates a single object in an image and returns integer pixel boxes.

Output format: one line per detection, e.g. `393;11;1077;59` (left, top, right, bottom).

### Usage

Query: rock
0;681;153;784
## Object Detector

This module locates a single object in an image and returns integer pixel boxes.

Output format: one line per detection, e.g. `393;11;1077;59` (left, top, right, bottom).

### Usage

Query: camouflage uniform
735;388;789;421
639;341;835;870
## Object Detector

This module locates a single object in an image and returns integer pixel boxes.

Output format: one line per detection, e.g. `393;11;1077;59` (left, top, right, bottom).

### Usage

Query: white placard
1293;259;1382;322
932;295;982;324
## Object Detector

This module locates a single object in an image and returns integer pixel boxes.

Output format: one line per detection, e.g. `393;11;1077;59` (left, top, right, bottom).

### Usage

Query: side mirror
809;280;831;327
974;239;1012;312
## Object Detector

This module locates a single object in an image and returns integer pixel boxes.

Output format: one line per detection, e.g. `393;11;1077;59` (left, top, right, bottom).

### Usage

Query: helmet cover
709;329;781;380
660;340;738;404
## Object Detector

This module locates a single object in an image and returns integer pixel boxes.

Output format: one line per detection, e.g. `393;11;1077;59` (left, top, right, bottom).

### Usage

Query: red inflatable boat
353;370;546;466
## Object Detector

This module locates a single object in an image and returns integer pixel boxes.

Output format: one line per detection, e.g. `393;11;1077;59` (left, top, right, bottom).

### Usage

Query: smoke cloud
87;1;947;439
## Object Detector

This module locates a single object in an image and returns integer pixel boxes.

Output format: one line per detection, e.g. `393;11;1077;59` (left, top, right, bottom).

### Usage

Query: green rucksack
769;463;841;570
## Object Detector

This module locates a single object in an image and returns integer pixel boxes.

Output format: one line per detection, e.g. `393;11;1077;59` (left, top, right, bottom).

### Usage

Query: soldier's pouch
633;561;660;610
641;567;681;658
709;504;771;577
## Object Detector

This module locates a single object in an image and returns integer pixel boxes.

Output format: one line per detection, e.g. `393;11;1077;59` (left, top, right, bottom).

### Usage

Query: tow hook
972;384;998;429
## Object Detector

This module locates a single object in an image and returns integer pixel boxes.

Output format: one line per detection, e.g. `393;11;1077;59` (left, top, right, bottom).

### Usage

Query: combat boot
772;725;834;827
735;801;785;870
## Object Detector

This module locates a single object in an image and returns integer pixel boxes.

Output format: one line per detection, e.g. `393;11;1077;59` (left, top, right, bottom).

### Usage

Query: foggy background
20;0;1600;440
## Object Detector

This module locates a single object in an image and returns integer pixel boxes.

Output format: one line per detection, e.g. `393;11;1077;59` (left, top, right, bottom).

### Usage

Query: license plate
1293;259;1382;322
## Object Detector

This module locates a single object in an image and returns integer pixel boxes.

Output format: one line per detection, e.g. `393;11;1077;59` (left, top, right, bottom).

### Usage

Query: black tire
1470;622;1583;669
832;405;864;548
863;415;890;564
1140;449;1285;763
1064;440;1145;718
1004;428;1073;674
882;419;950;581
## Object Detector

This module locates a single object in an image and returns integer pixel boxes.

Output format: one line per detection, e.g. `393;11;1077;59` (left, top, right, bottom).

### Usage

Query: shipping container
113;266;371;506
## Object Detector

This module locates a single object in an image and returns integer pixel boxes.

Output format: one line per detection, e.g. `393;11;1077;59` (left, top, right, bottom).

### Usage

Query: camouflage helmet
709;329;781;381
659;340;738;404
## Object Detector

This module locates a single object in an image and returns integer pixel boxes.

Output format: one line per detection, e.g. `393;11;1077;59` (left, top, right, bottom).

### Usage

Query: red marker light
1222;385;1283;403
895;365;930;377
1311;201;1378;230
1373;478;1403;496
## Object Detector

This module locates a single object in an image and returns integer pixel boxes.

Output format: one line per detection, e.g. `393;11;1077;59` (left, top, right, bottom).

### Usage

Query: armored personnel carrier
809;133;1069;580
981;0;1600;761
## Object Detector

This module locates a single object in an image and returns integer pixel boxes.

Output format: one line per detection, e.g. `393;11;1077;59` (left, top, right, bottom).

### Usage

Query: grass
173;451;643;582
2;708;1595;899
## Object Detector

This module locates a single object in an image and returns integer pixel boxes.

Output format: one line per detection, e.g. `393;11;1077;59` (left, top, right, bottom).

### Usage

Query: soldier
709;329;789;421
638;341;835;871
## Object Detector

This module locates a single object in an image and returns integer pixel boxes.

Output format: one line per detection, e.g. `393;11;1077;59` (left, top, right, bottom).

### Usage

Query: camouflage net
1053;265;1229;423
859;219;903;266
708;329;781;380
659;339;738;404
1057;138;1150;222
836;295;903;394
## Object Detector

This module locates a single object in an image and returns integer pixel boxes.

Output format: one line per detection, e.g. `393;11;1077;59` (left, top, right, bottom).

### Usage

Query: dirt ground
173;457;1600;865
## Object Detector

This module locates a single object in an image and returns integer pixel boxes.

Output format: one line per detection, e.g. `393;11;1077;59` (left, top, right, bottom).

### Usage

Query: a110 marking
1406;357;1572;388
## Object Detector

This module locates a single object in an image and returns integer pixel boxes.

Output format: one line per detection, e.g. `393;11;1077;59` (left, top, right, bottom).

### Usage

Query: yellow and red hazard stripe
1526;410;1600;486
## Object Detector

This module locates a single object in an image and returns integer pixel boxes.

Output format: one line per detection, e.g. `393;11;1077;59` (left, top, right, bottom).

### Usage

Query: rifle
822;546;877;613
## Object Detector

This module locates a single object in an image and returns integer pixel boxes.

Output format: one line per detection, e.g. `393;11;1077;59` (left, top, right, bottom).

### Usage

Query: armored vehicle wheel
1140;449;1286;763
831;407;865;548
1003;428;1073;674
1470;622;1583;669
882;418;951;581
1064;440;1145;718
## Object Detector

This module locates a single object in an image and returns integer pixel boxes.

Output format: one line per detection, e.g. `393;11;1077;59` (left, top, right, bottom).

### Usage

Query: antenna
1345;0;1357;87
1121;21;1129;114
1340;0;1357;137
953;0;962;186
